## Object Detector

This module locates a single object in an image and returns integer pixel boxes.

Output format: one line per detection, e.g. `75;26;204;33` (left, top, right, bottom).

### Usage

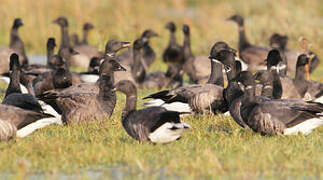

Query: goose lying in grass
116;80;190;143
39;57;126;124
234;71;323;135
1;54;62;136
0;104;55;140
227;15;270;72
143;42;229;114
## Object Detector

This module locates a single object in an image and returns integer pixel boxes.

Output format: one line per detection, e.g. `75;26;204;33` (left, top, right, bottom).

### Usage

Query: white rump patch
148;122;190;143
80;74;99;83
284;118;323;135
16;117;60;138
143;99;165;107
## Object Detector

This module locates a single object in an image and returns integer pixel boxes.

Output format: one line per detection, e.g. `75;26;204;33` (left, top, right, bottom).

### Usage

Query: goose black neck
132;47;146;83
238;25;251;51
270;70;282;99
82;30;88;45
169;31;177;46
47;46;55;66
122;91;137;120
5;67;21;97
224;80;244;106
207;60;224;87
60;26;70;49
183;32;192;59
294;65;308;97
9;27;20;48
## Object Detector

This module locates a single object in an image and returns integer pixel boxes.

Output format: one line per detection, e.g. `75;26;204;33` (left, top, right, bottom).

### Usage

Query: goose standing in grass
0;18;28;74
144;42;229;114
39;57;126;124
119;29;159;68
116;80;190;143
234;71;323;135
181;24;237;84
227;15;270;72
163;22;184;64
131;38;183;89
71;23;102;68
269;33;320;75
32;47;80;97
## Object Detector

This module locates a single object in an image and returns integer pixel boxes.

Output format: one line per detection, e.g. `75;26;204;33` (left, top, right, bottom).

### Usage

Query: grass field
0;0;323;179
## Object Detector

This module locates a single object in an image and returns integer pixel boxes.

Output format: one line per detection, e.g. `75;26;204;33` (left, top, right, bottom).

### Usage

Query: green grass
0;0;323;179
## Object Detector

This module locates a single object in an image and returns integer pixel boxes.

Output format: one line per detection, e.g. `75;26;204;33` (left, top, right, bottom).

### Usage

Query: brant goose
72;23;102;68
162;22;184;64
269;33;320;75
131;38;182;89
39;57;126;124
119;29;158;68
0;18;28;74
116;80;190;143
227;15;270;72
0;104;54;140
143;43;228;114
235;71;323;135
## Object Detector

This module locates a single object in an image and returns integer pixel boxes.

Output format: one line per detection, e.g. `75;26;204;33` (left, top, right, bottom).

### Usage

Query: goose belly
148;122;190;143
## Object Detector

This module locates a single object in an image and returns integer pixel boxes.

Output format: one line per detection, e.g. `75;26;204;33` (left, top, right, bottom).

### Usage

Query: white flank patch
161;102;191;113
142;99;165;107
16;117;59;138
80;74;99;83
39;100;63;125
314;96;323;104
0;76;28;93
148;122;190;143
284;118;323;135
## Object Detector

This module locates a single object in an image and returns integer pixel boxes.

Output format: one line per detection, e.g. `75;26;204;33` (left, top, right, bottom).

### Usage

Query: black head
234;71;255;87
99;58;126;76
182;24;190;35
265;49;282;69
53;17;68;27
115;80;137;95
88;57;101;73
53;68;72;89
47;38;56;49
12;18;23;29
89;57;101;68
296;54;309;67
83;23;94;31
141;29;159;40
209;41;237;57
165;21;176;32
9;53;20;71
209;49;236;66
105;40;131;55
133;38;144;50
227;15;244;26
269;33;288;49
